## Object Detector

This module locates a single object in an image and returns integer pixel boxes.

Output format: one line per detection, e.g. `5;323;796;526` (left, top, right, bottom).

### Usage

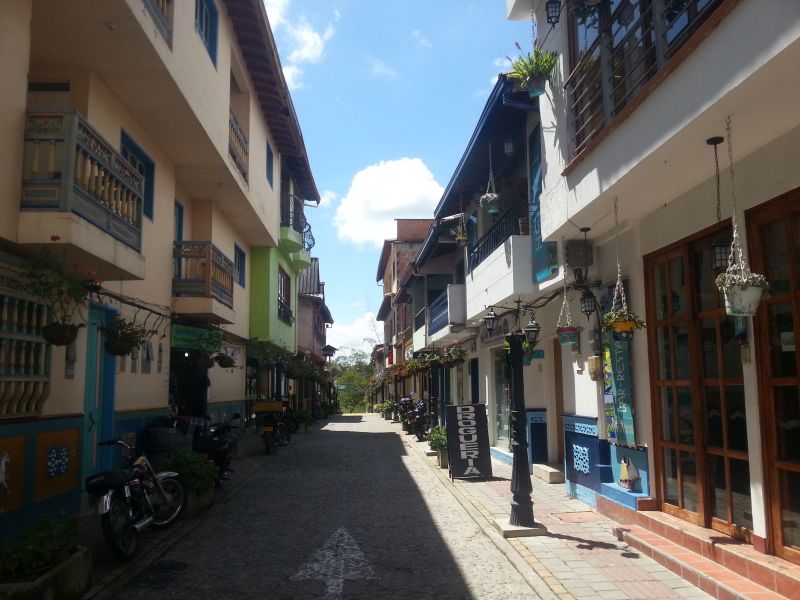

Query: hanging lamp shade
546;0;561;25
523;318;541;346
580;288;596;320
711;234;730;273
483;309;498;336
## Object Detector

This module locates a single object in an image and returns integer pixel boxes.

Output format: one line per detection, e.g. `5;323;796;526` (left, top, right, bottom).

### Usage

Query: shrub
0;516;79;583
428;425;448;451
161;450;218;494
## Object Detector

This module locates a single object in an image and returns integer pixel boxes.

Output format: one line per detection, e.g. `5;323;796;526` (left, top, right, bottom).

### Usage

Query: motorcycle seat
85;469;136;493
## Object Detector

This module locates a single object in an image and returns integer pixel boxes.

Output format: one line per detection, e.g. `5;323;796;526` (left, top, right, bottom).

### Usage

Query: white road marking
291;527;375;599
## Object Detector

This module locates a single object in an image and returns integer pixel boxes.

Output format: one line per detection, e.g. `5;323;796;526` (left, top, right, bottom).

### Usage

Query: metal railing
468;210;522;272
278;300;294;324
228;110;249;180
414;307;426;331
428;290;449;335
566;0;725;159
21;112;144;251
172;241;235;308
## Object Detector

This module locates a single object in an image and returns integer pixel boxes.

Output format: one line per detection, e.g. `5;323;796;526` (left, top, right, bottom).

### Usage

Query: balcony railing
143;0;172;43
565;0;725;158
278;300;294;324
428;291;449;335
281;194;315;251
172;241;234;308
414;307;426;331
468;210;523;272
21;112;144;251
228;110;249;181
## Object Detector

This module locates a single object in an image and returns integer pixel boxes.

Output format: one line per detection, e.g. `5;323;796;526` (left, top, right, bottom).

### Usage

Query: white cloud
410;29;432;48
334;158;443;247
282;64;305;91
326;311;380;355
288;19;335;64
263;0;290;30
369;58;398;80
318;189;337;208
493;57;510;69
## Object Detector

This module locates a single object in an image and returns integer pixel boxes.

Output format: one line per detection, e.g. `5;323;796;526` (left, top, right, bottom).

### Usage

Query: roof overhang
376;294;393;321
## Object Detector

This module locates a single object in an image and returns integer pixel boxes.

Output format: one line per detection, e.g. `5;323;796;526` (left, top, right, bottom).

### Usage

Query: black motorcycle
85;439;185;561
204;412;241;482
413;400;428;441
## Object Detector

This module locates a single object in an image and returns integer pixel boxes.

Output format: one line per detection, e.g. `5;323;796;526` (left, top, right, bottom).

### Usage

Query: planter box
0;546;92;600
182;486;216;519
437;448;449;469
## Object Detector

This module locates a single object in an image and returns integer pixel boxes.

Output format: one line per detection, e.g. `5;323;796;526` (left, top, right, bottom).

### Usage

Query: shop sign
603;337;636;446
446;404;492;479
170;324;222;350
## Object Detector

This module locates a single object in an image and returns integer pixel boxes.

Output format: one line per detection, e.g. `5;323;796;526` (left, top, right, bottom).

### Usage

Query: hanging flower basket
480;192;500;215
196;352;215;369
522;351;534;366
42;322;81;346
556;326;579;346
507;44;558;99
215;353;235;368
602;308;645;342
104;338;137;356
716;272;767;317
525;77;547;97
100;317;151;357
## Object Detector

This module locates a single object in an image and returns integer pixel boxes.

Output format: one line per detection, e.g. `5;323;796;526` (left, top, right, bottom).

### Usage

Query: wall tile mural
0;435;25;513
35;428;79;501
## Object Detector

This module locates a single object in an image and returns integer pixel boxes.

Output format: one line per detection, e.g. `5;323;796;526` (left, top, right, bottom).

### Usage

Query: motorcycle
204;412;241;482
260;412;290;454
396;398;413;433
84;438;185;561
413;400;429;442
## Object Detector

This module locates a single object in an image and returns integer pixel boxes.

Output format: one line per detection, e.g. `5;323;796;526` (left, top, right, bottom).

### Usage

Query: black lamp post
504;311;540;527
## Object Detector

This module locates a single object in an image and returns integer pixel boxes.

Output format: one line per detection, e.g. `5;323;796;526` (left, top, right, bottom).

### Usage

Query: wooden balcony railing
172;241;235;308
21;112;144;251
565;0;725;159
228;110;249;181
143;0;172;43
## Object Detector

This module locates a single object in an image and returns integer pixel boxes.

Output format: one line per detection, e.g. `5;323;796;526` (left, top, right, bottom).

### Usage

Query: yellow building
0;0;318;531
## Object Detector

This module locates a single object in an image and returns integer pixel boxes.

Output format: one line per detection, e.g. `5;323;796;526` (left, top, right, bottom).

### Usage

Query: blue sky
264;0;530;355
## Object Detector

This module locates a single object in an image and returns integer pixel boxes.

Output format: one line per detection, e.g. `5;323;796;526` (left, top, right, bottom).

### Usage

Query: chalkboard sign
446;404;493;479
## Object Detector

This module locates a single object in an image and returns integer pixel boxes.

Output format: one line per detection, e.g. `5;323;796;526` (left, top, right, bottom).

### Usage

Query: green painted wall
249;246;299;353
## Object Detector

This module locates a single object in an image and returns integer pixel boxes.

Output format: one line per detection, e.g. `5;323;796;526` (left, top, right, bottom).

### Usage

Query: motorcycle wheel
152;477;185;528
101;494;138;561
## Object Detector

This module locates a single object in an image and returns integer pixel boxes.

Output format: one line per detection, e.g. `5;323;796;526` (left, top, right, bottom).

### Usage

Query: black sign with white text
446;404;492;479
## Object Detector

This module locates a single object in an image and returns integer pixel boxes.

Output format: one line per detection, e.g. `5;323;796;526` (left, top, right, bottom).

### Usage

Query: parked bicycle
84;438;185;561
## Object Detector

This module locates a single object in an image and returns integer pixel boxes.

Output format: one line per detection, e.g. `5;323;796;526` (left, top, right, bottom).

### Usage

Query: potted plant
556;282;580;346
602;307;646;341
0;516;91;600
451;223;468;246
100;317;151;356
195;328;223;368
161;450;218;518
405;358;422;375
428;425;448;468
21;243;89;346
715;271;768;316
443;343;467;367
214;352;235;368
507;42;559;97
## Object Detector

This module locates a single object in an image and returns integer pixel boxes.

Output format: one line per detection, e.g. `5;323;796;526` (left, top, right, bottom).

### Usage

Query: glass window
266;142;274;188
120;131;154;220
234;244;245;287
195;0;218;65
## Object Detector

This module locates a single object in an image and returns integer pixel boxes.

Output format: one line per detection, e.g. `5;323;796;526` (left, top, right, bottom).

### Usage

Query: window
234;244;245;287
266;142;274;188
195;0;218;65
121;131;155;220
278;268;292;324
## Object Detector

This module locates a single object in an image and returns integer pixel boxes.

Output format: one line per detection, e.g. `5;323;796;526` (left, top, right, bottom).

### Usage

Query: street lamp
483;308;498;336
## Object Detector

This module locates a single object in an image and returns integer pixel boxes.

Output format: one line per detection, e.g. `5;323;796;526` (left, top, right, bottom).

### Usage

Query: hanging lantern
711;234;730;273
546;0;561;25
523;317;541;346
580;288;596;320
483;309;498;336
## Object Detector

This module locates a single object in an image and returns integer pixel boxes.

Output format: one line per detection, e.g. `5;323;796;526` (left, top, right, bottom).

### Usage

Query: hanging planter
522;351;534;366
556;259;580;346
524;77;547;98
100;317;151;356
42;322;82;346
480;143;501;215
713;116;769;318
507;44;558;98
556;326;580;346
215;353;235;368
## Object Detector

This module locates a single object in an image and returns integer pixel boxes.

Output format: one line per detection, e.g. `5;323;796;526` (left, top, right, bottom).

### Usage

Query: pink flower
50;235;61;242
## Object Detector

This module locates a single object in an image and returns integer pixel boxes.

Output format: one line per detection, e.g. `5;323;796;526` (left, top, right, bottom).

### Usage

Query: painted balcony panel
465;235;533;322
172;241;235;323
428;284;471;345
18;111;145;279
468;210;524;272
413;307;427;352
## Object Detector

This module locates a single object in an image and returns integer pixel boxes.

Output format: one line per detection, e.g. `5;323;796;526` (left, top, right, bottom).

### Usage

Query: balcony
172;241;235;324
468;210;526;272
18;111;145;280
412;307;427;352
142;0;172;44
278;300;294;325
428;284;472;345
465;235;532;322
228;110;249;182
280;195;315;254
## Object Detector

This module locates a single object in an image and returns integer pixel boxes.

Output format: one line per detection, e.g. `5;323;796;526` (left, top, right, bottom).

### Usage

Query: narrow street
107;415;542;600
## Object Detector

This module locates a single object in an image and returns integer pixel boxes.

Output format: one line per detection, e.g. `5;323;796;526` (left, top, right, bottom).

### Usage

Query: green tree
331;350;373;413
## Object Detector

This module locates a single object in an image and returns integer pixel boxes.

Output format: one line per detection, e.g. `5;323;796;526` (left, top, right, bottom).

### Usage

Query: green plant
405;358;423;374
21;245;89;325
196;328;224;355
444;342;467;365
0;516;79;583
602;307;646;331
502;339;538;353
507;43;558;86
161;450;218;494
715;271;768;290
101;317;152;348
428;425;448;451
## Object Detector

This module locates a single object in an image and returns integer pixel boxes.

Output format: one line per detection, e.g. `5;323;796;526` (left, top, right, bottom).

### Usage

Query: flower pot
41;322;79;346
104;338;137;356
181;486;216;519
437;448;449;469
215;353;235;368
522;351;534;366
525;77;547;97
556;326;579;346
610;320;636;341
196;352;215;369
722;285;764;317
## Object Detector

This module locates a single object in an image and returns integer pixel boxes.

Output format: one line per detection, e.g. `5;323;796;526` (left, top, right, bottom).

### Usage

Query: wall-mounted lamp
580;288;597;320
483;308;498;336
545;0;606;26
504;138;515;157
523;316;541;346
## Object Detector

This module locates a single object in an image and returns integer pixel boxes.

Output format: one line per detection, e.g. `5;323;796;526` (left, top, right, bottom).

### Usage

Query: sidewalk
393;415;790;600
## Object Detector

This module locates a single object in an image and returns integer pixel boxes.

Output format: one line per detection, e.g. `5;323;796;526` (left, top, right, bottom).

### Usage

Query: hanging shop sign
446;404;493;479
603;337;636;446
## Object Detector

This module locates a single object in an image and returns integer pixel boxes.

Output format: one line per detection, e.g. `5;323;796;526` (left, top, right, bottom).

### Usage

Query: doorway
82;305;117;478
169;350;210;417
645;224;752;539
493;349;511;450
748;190;800;564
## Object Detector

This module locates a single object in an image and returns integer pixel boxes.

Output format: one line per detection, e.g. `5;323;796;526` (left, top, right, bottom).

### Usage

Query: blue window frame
266;142;274;188
195;0;218;65
121;131;155;220
234;244;245;287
